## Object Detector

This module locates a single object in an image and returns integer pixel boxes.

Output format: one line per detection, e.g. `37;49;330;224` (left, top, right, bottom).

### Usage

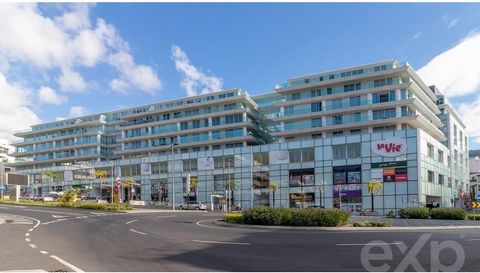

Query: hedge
0;199;132;211
430;208;465;220
224;213;244;224
353;221;389;227
242;206;350;227
398;208;430;219
467;214;480;220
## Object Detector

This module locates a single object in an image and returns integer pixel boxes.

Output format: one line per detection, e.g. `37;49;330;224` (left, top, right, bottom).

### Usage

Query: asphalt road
1;204;480;272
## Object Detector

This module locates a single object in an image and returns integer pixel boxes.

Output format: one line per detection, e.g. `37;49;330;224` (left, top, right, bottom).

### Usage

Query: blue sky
1;3;480;147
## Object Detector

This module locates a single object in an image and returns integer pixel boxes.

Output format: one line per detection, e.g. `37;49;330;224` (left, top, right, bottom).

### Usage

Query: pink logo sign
371;137;407;157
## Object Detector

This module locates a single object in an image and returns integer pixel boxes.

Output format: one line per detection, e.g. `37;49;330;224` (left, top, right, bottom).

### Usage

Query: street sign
476;193;480;202
472;201;480;209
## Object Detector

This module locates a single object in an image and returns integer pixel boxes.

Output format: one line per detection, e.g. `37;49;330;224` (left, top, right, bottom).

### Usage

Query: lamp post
110;161;114;204
171;141;178;211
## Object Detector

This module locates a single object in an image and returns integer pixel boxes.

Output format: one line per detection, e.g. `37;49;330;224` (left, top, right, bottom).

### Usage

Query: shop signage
198;156;214;170
371;137;407;157
371;161;408;183
333;184;362;198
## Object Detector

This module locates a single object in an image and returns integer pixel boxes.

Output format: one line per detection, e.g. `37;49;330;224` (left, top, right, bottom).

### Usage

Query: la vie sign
371;137;407;157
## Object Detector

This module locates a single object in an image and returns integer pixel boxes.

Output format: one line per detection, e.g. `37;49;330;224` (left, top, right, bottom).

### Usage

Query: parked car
307;205;325;209
42;196;54;202
178;201;207;210
81;196;108;203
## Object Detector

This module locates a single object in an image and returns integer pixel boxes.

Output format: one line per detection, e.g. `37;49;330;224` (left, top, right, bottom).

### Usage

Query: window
332;143;361;160
288;148;314;163
438;174;444;185
304;79;309;84
212;117;220;126
332;131;344;136
329;74;334;80
427;143;434;158
292;93;301;100
253;171;270;189
350;129;362;135
327;88;332;95
319;76;324;81
224;103;236;111
180;122;188;130
182;158;198;172
373;108;396;120
332;99;343;109
427;171;434;183
311;102;322;112
350;96;361;107
438;150;444;163
214;155;234;168
284;106;294;116
289;169;314;187
253;152;269;166
353;112;361;122
192;120;200;129
311;118;322;128
333;115;343;125
333;165;361;184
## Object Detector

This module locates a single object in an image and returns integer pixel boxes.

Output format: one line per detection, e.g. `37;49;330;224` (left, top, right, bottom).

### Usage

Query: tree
123;177;138;202
268;182;279;207
41;171;56;193
368;181;383;212
95;169;108;199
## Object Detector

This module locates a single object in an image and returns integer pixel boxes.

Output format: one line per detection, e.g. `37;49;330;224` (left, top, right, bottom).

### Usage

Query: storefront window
253;171;270;189
289;169;314;187
289;192;315;208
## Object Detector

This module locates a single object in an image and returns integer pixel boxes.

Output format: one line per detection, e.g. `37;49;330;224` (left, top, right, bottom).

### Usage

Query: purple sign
333;184;362;198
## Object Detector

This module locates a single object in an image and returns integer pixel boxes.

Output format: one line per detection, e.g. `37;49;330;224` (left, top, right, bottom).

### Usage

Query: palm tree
95;169;108;199
41;171;56;193
190;177;198;199
368;181;383;212
268;182;279;207
123;177;138;202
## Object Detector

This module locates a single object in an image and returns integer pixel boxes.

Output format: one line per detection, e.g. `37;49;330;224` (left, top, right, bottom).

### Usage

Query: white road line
76;216;88;219
336;242;401;246
28;229;34;232
40;250;49;255
25;233;30;237
129;229;147;235
466;238;480;241
29;244;37;249
25;238;30;242
50;255;84;273
192;239;250;245
22;208;83;215
126;219;138;225
157;215;177;218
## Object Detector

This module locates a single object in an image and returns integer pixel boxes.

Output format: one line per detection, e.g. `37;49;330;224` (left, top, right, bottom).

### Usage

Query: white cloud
412;32;422;40
57;68;86;92
458;97;480;145
442;15;460;29
56;117;66;121
108;51;162;94
38;86;67;105
0;73;41;141
171;44;223;97
0;3;161;94
69;106;89;117
417;31;480;98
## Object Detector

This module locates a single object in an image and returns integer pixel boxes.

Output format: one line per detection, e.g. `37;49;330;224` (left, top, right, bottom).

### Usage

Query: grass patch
224;213;243;224
0;199;132;211
353;221;390;227
467;214;480;220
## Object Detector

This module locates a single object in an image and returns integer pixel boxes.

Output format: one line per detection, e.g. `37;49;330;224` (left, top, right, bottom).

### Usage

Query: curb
214;220;480;231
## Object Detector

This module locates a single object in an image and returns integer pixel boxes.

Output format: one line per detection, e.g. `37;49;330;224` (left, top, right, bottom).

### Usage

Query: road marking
50;255;84;273
192;239;250;245
90;212;107;215
25;238;30;242
25;233;30;237
29;244;37;249
28;229;34;232
22;208;83;215
466;238;480;241
52;215;70;218
76;216;88;219
336;242;401;246
157;215;177;218
40;250;49;255
126;219;138;225
129;229;147;235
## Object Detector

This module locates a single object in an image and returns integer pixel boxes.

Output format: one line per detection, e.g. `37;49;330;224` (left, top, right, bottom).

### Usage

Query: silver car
178;201;207;210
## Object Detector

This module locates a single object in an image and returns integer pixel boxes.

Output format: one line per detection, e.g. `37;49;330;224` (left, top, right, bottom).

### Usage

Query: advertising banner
198;156;214;170
371;161;408;183
371;137;407;157
64;170;73;181
371;168;383;182
269;150;289;164
333;184;362;198
141;163;151;175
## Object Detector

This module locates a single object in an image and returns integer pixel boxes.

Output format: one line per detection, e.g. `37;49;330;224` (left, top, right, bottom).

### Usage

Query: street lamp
171;141;178;211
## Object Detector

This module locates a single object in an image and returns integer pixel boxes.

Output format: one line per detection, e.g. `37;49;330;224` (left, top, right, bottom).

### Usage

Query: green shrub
242;207;350;227
385;210;395;218
57;189;79;203
0;199;131;211
467;214;480;220
398;208;430;219
353;221;389;227
224;213;243;223
430;208;465;220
